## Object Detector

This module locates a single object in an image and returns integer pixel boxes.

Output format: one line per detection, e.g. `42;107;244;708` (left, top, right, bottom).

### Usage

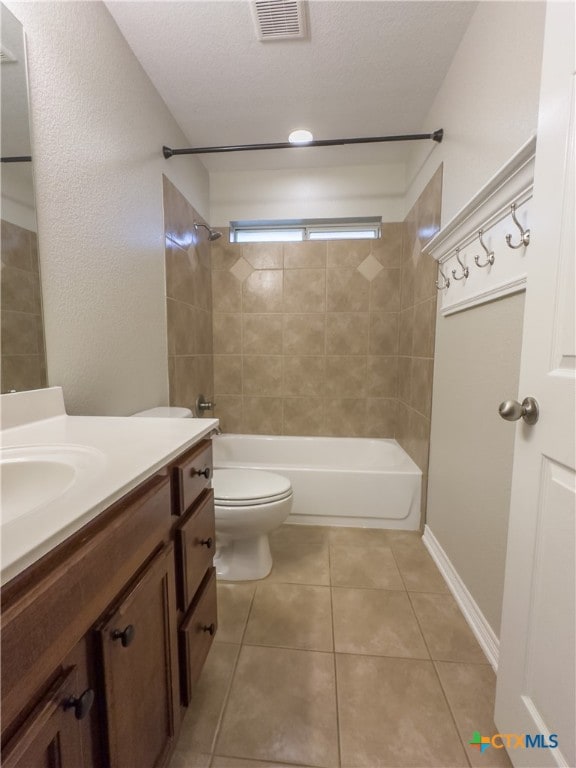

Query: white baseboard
422;525;499;671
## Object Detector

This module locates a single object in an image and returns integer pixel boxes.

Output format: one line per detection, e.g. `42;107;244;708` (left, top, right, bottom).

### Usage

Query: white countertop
0;388;218;586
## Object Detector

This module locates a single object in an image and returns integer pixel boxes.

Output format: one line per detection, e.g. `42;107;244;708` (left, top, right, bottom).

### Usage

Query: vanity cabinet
1;437;216;768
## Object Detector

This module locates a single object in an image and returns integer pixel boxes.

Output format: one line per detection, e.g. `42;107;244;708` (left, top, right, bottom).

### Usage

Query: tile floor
170;526;512;768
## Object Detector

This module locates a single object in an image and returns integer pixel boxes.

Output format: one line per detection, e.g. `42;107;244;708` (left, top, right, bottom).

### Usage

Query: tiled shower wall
1;218;47;393
163;176;214;412
210;227;403;436
397;167;443;518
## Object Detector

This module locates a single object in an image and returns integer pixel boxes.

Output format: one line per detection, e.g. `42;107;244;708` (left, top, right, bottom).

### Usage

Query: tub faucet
196;394;215;414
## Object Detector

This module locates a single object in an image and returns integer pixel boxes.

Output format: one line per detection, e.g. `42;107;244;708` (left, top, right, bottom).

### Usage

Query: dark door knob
200;537;213;549
111;624;135;647
202;623;216;636
64;688;95;720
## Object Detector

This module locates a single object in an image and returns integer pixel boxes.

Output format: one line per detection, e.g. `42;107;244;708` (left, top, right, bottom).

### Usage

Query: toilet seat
213;468;292;507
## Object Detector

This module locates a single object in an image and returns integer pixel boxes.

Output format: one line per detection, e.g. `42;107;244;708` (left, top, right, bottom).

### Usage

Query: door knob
498;397;539;425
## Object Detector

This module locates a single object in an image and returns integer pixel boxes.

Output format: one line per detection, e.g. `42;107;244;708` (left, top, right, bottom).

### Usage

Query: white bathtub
212;434;422;530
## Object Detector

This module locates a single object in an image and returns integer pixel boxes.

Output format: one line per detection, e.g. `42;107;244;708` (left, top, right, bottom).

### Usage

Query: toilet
131;407;293;581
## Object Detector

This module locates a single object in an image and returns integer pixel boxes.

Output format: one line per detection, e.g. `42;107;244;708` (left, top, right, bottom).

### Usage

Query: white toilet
131;407;293;581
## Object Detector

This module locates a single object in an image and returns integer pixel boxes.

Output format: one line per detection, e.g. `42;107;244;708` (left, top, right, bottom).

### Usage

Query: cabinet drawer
175;490;215;612
173;440;213;515
179;569;217;706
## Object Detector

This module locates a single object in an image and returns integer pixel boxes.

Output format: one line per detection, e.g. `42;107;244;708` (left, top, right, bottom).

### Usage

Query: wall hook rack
451;247;469;280
436;266;450;290
474;230;495;268
505;203;530;249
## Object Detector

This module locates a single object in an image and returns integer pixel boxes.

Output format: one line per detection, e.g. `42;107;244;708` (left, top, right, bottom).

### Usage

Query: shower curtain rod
162;129;443;158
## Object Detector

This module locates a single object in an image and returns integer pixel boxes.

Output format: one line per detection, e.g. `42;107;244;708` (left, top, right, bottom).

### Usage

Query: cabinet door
2;666;86;768
175;490;215;611
179;568;217;706
96;545;179;768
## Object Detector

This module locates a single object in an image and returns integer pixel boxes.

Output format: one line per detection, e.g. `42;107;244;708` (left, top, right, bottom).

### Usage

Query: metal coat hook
505;203;530;249
474;230;495;268
451;247;469;281
436;265;450;290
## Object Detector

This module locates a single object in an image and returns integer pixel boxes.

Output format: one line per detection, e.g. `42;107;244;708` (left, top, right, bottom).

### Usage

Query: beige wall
1;219;46;393
8;1;209;415
402;1;545;640
163;177;214;414
211;226;403;436
427;293;525;636
397;168;442;523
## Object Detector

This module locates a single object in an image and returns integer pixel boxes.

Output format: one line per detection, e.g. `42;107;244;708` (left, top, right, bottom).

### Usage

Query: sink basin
1;445;107;524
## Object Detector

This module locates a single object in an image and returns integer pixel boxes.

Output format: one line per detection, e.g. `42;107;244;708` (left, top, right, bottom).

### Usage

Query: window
230;218;381;243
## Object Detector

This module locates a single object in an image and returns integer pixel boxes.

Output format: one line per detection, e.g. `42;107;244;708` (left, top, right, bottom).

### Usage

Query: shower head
194;222;222;241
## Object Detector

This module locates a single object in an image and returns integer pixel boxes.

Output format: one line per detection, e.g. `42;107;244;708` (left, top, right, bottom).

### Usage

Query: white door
494;3;575;768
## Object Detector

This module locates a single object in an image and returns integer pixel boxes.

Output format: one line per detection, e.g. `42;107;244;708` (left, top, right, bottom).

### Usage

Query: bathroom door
494;3;575;768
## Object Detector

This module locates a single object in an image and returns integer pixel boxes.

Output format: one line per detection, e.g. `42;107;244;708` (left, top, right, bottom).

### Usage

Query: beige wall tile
369;312;399;355
171;356;198;410
165;240;196;304
212;270;242;313
325;398;367;437
325;313;368;355
243;270;283;313
369;268;401;311
242;243;283;270
243;355;282;396
372;223;403;268
398;306;414;356
325;356;367;397
1;265;40;313
196;355;214;399
282;397;325;436
210;240;241;271
326;269;369;312
213;314;242;354
1;355;46;394
283;356;325;397
214;355;242;395
243;314;283;355
327;240;371;269
1;310;39;356
283;314;325;355
397;355;412;405
410;357;434;418
283;269;325;314
395;399;411;445
167;299;196;356
414;252;439;304
283;241;326;269
365;398;397;438
412;297;437;357
213;395;243;433
367;356;398;398
163;176;195;250
1;219;32;270
408;407;431;472
243;397;283;434
195;308;213;355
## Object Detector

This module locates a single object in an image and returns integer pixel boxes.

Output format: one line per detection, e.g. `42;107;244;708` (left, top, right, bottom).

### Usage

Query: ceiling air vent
251;0;308;41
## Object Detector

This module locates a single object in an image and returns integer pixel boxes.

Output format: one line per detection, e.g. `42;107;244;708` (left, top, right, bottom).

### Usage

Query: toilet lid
213;468;292;506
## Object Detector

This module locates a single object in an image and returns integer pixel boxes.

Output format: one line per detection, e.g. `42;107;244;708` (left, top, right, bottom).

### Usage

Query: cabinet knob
111;624;135;647
63;688;95;720
200;537;213;549
191;467;211;479
202;623;216;636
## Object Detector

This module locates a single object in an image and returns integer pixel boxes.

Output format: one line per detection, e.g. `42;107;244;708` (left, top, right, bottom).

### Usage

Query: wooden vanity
0;437;216;768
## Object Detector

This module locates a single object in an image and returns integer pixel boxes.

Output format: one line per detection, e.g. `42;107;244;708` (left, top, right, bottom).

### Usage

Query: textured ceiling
106;1;477;172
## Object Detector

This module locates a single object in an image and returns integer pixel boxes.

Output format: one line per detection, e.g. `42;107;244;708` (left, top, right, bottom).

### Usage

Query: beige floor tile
217;583;256;643
332;588;428;658
170;751;212;767
212;758;313;767
328;527;420;549
244;583;333;651
336;654;468;767
216;645;339;768
410;593;488;664
392;540;449;593
330;544;404;589
176;643;240;754
267;525;330;586
436;662;512;768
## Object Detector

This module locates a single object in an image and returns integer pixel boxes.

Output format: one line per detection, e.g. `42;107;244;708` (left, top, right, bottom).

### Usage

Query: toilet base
214;533;273;581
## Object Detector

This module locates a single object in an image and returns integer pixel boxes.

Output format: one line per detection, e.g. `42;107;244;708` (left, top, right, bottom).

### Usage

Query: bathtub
212;434;422;530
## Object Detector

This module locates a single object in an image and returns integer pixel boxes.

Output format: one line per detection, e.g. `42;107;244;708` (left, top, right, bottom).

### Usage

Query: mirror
1;2;46;393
